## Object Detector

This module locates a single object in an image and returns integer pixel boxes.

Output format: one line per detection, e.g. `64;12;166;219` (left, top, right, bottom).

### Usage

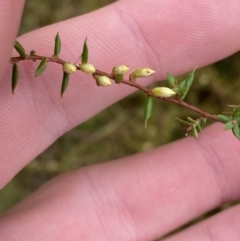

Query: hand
1;1;240;240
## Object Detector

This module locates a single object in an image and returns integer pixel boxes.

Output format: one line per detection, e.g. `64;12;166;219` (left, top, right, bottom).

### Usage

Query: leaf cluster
217;106;240;140
167;70;195;100
176;117;206;138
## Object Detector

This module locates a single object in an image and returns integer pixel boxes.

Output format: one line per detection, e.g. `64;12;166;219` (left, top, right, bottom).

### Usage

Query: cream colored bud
152;87;176;98
132;68;155;78
112;65;130;75
63;62;77;74
79;63;96;74
96;76;111;87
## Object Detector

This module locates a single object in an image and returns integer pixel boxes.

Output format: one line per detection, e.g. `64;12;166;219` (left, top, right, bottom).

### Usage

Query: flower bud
79;63;96;74
62;62;77;74
152;87;176;98
96;76;111;87
132;68;155;78
112;65;129;75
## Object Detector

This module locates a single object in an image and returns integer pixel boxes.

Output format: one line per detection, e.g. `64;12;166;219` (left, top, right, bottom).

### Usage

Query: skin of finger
0;124;240;240
162;205;240;241
0;1;25;82
1;0;240;188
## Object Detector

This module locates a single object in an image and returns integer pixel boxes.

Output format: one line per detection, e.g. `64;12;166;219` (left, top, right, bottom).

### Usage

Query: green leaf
232;124;240;140
186;117;196;124
178;80;187;87
217;114;232;123
12;63;18;94
195;118;207;133
195;122;202;133
81;38;88;64
54;32;61;56
35;58;47;77
167;72;177;88
61;72;69;97
224;121;236;130
176;117;192;126
115;74;123;84
176;87;188;94
193;126;198;138
196;124;202;133
185;69;195;86
144;96;153;128
233;116;240;122
14;41;26;59
199;118;207;128
232;108;240;118
178;69;195;100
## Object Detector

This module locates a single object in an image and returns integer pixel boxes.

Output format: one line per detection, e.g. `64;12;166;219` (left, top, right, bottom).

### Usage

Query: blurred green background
1;0;240;237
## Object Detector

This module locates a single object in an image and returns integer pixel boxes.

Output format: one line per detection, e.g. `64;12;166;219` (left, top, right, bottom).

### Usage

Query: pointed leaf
178;80;186;90
14;41;26;59
167;72;177;88
54;32;61;56
232;108;240;118
186;116;196;124
232;124;240;140
35;58;47;77
193;126;198;138
81;38;88;64
195;122;202;133
217;114;232;123
176;117;192;126
61;72;69;97
199;118;207;128
144;96;153;128
224;121;236;130
176;86;188;94
178;69;195;99
233;116;240;122
12;63;18;94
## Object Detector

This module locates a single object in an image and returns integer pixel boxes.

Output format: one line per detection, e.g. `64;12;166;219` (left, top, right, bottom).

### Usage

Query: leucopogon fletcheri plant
10;33;240;140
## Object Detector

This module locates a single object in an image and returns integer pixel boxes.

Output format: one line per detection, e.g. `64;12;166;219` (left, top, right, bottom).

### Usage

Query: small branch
94;69;222;123
10;54;223;124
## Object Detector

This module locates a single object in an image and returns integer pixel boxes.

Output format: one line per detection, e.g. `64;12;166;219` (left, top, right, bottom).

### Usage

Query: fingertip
0;1;25;82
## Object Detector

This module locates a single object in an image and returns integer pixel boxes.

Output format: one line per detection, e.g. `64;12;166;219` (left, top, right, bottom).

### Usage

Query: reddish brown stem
10;54;223;124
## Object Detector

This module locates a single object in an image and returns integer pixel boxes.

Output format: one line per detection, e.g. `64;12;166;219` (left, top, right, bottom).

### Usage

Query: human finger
0;124;240;240
1;0;240;187
162;204;240;241
0;1;25;82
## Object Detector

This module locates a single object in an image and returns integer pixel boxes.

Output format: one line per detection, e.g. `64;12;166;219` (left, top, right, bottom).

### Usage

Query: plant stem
10;55;223;124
